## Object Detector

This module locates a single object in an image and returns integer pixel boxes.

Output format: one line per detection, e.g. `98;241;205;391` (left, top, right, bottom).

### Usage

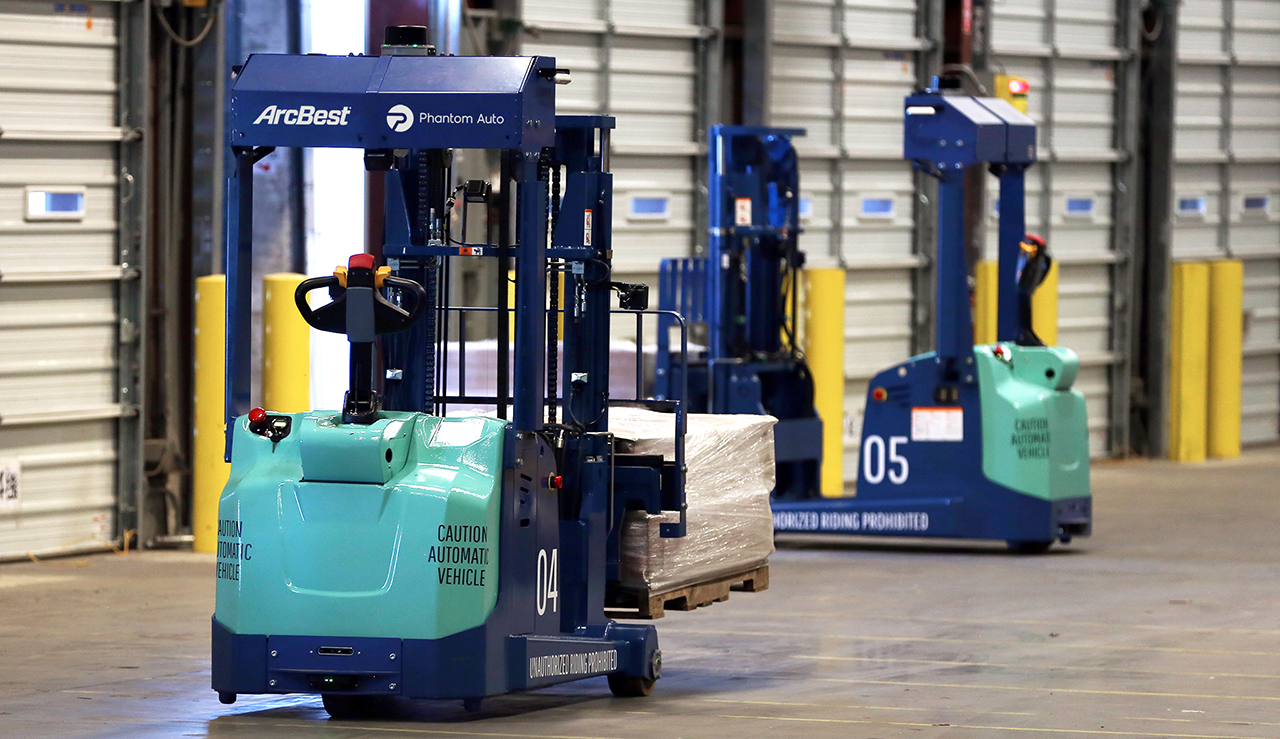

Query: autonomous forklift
211;27;704;715
662;92;1091;551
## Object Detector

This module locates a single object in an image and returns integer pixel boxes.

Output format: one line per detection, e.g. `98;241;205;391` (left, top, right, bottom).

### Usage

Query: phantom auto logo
387;105;414;133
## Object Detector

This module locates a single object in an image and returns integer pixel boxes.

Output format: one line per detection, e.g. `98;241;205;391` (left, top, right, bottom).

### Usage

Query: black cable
155;1;221;48
547;165;562;423
543;160;558;424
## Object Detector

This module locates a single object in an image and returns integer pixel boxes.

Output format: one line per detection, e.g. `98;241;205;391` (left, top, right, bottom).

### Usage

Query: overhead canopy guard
229;53;556;152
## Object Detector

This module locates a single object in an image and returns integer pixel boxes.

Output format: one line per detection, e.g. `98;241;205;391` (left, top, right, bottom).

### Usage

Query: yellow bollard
1169;262;1210;462
1207;260;1243;458
193;275;230;553
1031;260;1059;347
508;268;516;339
973;260;998;345
263;273;311;413
554;271;565;337
803;268;846;498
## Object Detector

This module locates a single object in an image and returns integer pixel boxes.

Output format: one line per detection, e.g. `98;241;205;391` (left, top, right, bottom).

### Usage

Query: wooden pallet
605;564;769;619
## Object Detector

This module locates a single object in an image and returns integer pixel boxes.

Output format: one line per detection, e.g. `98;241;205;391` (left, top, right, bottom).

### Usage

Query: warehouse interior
1;0;1278;737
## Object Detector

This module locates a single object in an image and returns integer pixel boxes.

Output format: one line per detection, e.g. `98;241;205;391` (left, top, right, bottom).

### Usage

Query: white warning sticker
1;459;18;509
583;209;593;247
735;197;752;226
911;407;963;442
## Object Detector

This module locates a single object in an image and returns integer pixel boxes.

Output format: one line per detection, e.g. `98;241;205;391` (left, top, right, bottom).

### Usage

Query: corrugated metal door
0;1;144;559
772;0;941;492
1173;0;1229;261
988;0;1138;457
1169;0;1280;444
517;0;711;293
1229;1;1280;443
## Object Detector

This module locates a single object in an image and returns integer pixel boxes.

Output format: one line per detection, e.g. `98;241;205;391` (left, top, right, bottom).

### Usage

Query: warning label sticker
911;407;963;442
0;459;18;509
1012;417;1051;459
735;197;752;226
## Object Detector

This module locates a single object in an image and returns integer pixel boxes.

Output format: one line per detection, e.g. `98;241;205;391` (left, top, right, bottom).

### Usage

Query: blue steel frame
655;126;823;500
217;51;689;706
769;86;1091;546
900;85;1036;370
225;53;557;434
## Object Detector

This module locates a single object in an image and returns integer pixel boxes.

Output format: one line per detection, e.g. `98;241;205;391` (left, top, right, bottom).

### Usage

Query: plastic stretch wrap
437;339;648;407
609;407;777;593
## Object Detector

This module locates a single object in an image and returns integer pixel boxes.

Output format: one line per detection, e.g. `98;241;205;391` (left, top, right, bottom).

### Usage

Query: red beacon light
1007;78;1030;96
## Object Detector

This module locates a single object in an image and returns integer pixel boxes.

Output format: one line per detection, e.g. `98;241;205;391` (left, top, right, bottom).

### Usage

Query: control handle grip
293;272;428;337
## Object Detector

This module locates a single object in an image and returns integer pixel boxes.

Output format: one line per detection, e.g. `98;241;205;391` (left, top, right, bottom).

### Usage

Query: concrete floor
2;448;1279;739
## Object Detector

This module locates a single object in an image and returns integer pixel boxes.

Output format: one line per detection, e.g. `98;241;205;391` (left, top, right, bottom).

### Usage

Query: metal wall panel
518;3;709;283
0;1;144;559
1163;0;1280;444
1228;3;1280;444
774;0;940;491
1172;0;1230;269
988;0;1139;458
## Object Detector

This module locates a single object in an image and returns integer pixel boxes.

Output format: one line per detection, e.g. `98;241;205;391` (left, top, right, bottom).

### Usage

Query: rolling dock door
987;0;1140;457
771;0;943;493
516;0;719;315
0;2;146;559
1174;0;1280;444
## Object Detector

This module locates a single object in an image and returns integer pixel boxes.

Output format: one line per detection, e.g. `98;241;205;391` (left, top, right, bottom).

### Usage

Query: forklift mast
655;126;823;501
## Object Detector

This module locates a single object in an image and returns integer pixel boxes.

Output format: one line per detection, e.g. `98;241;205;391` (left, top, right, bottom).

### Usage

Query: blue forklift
655;126;822;500
212;27;707;716
663;91;1092;552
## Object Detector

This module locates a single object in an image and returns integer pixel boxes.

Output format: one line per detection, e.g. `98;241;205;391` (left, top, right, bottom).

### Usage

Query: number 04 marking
862;435;909;485
536;548;559;616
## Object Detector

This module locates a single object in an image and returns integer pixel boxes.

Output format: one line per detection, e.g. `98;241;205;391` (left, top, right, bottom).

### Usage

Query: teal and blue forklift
661;88;1092;552
212;27;709;716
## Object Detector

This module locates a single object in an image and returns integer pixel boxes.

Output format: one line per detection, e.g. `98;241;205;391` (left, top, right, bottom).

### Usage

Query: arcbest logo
386;104;414;133
252;105;351;126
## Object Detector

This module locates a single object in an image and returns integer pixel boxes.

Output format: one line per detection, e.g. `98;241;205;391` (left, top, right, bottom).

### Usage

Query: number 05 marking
536;548;559;616
862;435;909;485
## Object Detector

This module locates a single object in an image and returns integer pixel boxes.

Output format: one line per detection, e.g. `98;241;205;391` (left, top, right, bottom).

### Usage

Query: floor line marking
808;677;1280;703
735;613;1280;638
793;654;1280;680
713;712;1268;739
664;628;1280;657
701;698;929;712
1121;717;1280;729
212;719;630;739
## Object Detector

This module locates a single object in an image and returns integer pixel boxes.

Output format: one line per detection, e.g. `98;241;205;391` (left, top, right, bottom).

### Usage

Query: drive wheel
1007;540;1053;554
322;694;389;719
608;674;655;697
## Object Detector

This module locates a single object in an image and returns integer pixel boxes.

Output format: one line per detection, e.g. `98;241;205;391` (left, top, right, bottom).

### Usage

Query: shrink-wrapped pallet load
610;408;777;592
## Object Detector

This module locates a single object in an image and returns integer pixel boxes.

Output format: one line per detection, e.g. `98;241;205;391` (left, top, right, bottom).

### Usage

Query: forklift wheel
608;674;655;697
1007;540;1054;554
322;694;391;719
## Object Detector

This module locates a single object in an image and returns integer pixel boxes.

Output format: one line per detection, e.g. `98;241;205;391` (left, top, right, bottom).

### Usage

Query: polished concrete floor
2;447;1279;739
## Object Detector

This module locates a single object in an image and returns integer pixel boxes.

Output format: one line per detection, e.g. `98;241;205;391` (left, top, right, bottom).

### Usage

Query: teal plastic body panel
975;343;1091;501
297;414;416;484
214;412;506;641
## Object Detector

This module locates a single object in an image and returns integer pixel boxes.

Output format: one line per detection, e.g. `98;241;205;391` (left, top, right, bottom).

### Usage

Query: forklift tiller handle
293;272;428;337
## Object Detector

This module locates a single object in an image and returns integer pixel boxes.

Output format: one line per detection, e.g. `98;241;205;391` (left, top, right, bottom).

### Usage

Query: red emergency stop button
248;407;267;432
871;387;888;402
994;346;1006;358
348;253;375;271
547;474;563;489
